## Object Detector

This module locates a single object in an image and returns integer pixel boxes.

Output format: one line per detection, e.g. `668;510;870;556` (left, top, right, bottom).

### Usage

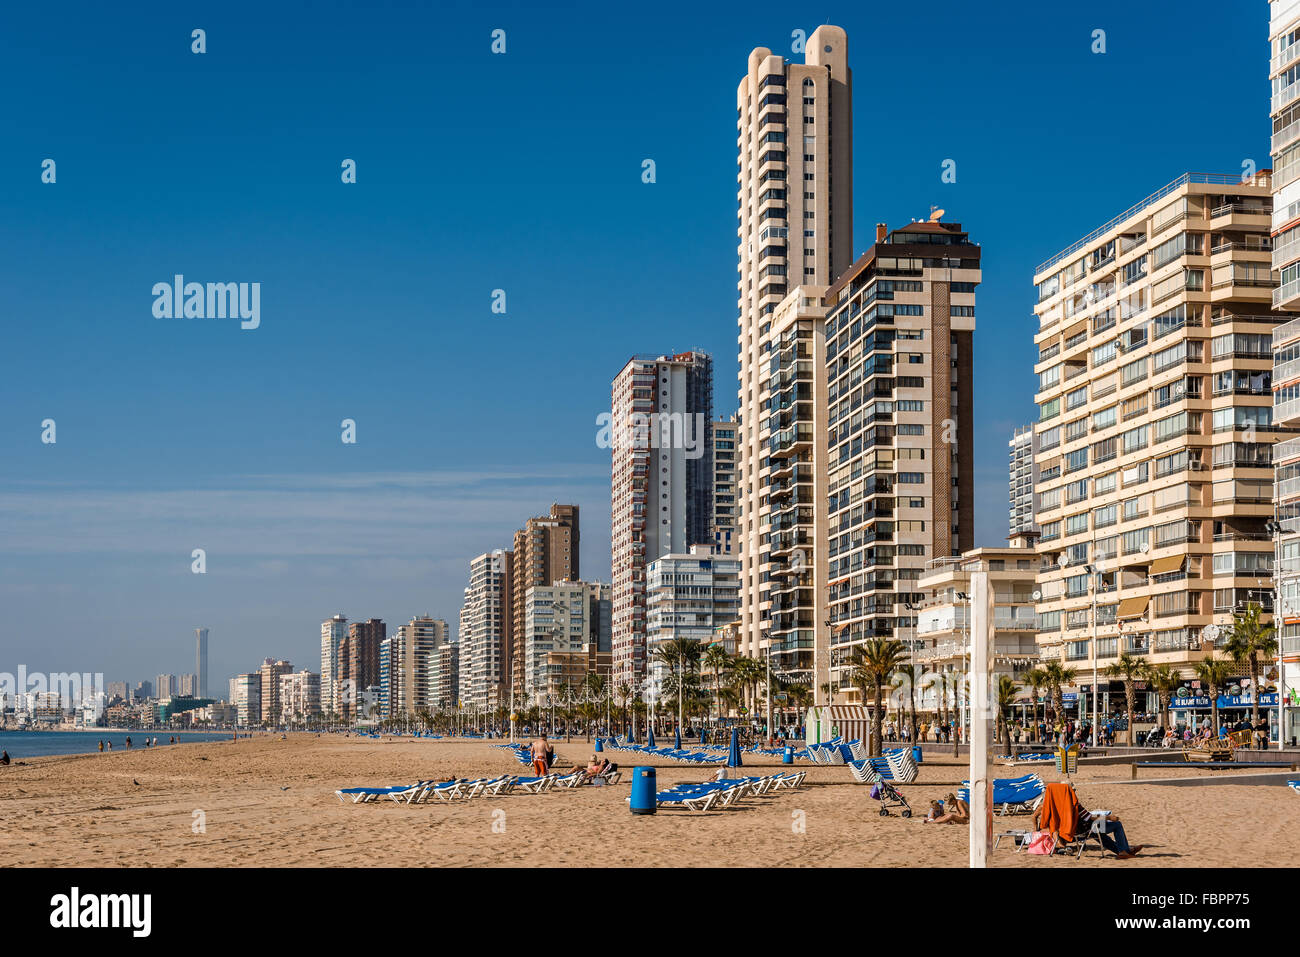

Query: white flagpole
969;569;992;868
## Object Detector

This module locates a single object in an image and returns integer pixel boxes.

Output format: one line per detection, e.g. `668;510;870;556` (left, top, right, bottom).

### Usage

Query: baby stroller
870;780;912;818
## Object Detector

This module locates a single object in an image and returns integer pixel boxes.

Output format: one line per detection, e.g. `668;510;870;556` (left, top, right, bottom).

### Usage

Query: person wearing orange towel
1033;781;1145;859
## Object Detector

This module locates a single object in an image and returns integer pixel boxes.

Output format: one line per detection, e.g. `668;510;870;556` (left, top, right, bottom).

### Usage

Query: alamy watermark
595;411;706;459
152;275;260;330
0;666;105;705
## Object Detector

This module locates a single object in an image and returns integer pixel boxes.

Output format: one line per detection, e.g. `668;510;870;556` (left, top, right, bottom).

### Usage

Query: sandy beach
0;734;1292;867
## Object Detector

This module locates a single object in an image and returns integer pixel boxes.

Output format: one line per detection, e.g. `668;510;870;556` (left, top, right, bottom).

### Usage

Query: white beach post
968;569;992;868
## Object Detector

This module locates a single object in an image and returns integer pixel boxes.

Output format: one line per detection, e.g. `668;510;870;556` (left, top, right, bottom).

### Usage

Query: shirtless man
531;733;551;776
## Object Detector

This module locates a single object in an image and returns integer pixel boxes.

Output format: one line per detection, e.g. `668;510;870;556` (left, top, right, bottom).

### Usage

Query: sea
0;729;233;760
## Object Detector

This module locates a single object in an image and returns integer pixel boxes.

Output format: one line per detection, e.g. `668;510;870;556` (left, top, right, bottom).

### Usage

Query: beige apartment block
1271;0;1300;744
914;541;1040;718
735;25;852;698
824;221;979;705
1032;172;1287;717
509;504;580;703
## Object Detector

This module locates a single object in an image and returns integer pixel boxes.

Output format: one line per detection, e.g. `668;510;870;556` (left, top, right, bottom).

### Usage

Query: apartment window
1094;471;1116;496
1120;357;1148;388
1039;398;1060;421
1093;503;1118;529
1092;341;1117;367
1039;425;1060;450
1091;406;1116;431
1066;387;1088;411
1121;424;1148;455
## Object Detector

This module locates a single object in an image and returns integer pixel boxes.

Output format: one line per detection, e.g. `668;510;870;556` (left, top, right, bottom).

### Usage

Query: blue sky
0;0;1272;690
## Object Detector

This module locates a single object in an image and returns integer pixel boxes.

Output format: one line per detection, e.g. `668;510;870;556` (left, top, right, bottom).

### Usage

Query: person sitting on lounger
585;755;607;776
924;792;969;824
1032;782;1144;859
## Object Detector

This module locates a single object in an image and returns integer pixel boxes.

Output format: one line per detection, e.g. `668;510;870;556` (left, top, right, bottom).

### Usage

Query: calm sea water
0;730;233;760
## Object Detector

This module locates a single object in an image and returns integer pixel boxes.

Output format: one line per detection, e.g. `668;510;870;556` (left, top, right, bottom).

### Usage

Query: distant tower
195;628;209;698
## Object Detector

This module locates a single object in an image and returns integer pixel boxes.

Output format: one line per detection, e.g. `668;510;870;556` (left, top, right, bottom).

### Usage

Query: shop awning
1148;554;1185;575
1117;596;1150;619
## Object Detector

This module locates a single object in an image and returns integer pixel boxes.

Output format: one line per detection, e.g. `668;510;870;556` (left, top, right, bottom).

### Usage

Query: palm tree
1194;655;1233;737
1041;662;1078;745
1021;667;1048;742
730;656;766;718
702;645;733;727
893;663;922;743
653;638;704;736
995;675;1019;752
1104;651;1150;745
1224;602;1277;741
849;639;907;756
1147;664;1180;736
785;683;813;725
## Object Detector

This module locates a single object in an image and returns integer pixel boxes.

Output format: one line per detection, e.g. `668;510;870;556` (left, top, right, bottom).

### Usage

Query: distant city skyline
0;1;1271;685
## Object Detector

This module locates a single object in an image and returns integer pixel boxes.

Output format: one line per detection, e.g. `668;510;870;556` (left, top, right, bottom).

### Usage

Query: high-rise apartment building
462;552;510;709
155;674;176;699
824;220;980;703
258;659;293;726
735;26;851;699
1271;0;1300;744
712;416;738;555
523;580;612;702
279;670;320;724
388;616;448;717
428;641;460;711
178;673;199;697
195;627;208;699
320;614;348;718
738;287;831;690
610;352;714;687
1009;425;1039;537
1033;172;1283;724
646;546;741;657
509;504;580;702
341;617;385;722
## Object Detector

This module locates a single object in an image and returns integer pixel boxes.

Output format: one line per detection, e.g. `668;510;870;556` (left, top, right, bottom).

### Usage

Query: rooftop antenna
929;206;945;222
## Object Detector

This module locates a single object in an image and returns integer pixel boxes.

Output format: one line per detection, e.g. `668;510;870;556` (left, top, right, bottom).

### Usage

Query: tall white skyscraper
735;26;852;695
195;627;209;699
320;614;347;718
609;352;714;687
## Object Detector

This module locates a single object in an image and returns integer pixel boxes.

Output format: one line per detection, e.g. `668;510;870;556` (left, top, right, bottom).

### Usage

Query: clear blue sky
0;0;1272;691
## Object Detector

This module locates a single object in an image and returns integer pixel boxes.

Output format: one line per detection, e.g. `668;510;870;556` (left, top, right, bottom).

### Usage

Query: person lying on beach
924;793;968;824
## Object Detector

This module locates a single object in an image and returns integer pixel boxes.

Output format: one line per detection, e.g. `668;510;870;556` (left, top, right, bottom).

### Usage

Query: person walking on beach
98;740;104;752
530;733;551;776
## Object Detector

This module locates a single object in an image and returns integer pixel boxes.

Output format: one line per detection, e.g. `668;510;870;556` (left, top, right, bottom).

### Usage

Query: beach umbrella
728;727;743;768
647;726;656;748
674;727;682;751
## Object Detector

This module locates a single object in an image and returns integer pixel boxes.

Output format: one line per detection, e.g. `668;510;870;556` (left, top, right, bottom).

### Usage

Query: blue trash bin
782;745;793;765
630;766;657;815
594;737;604;753
912;745;923;765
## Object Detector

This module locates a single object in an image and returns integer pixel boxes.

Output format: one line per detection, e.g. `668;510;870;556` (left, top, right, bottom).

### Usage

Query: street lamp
1266;517;1287;751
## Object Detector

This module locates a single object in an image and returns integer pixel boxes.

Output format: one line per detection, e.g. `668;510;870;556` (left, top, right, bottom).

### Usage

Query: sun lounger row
956;774;1045;814
634;771;807;812
602;741;728;764
335;770;594;805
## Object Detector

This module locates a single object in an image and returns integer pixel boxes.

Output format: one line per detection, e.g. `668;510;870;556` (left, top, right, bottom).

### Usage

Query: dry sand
0;734;1291;867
